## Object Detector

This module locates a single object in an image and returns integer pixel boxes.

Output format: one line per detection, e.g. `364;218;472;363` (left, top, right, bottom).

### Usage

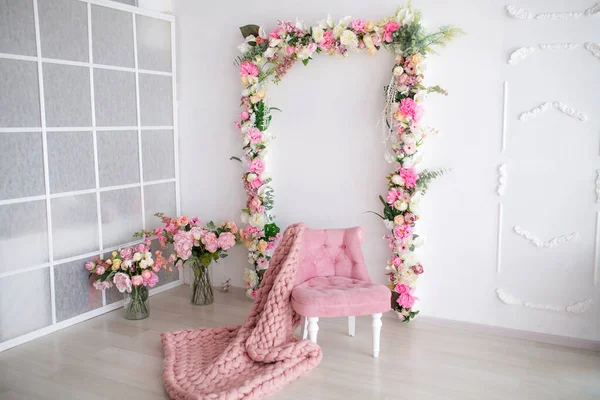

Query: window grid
0;0;181;350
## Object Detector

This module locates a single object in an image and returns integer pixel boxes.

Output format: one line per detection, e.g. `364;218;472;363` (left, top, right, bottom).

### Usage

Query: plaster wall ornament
586;42;600;60
519;102;551;121
553;101;587;121
507;3;600;19
586;3;600;15
539;43;579;51
506;5;533;19
519;102;587;122
513;225;578;248
497;164;507;196
496;289;593;313
508;47;535;65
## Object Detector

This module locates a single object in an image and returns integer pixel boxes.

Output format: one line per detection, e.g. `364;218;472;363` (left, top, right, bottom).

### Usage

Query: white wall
173;0;600;341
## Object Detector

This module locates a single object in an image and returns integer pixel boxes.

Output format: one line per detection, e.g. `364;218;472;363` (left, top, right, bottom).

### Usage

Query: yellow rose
365;20;375;31
112;251;117;257
240;76;249;86
111;259;121;271
257;240;268;253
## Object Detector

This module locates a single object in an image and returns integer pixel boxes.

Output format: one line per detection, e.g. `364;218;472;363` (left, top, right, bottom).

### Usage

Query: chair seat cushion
291;276;391;318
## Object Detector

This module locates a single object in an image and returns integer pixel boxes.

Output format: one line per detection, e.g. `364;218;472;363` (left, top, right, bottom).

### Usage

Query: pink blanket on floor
161;223;322;400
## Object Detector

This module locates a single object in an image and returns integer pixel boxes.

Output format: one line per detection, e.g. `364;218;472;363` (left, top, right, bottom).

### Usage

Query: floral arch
234;5;461;321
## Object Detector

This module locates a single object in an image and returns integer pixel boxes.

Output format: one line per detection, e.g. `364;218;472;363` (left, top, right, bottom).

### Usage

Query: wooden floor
0;285;598;400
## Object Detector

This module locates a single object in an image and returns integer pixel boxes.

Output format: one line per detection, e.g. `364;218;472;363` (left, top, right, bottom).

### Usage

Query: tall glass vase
125;285;149;320
190;259;213;305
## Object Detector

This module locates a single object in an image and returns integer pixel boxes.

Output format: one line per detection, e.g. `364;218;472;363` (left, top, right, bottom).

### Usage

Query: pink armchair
291;226;391;357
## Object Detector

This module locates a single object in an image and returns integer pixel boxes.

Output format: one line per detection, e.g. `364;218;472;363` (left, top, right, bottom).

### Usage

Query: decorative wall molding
508;47;535;65
506;3;600;19
596;171;600;203
586;42;600;60
539;43;579;51
497;164;507;196
501;81;508;152
496;204;503;274
595;212;600;287
496;289;593;314
519;102;587;122
513;225;578;248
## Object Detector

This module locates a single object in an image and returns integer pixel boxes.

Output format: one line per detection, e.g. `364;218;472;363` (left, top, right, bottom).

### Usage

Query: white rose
396;7;414;25
391;174;404;185
246;173;257;182
146;258;154;266
248;213;266;229
144;251;152;259
340;30;358;49
312;27;324;43
397;85;409;94
394;201;408;211
414;91;427;103
105;259;112;265
139;259;148;269
333;25;344;38
410;191;422;205
133;252;142;261
122;259;132;270
393;66;404;76
410;203;422;216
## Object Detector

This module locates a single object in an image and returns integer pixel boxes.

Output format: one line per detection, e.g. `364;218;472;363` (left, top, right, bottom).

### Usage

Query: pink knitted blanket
161;223;322;399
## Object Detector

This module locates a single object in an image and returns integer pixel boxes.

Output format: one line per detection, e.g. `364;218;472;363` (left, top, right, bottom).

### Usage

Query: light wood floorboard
0;285;598;399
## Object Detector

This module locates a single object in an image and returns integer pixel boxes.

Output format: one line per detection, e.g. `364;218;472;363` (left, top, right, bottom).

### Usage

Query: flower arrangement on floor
233;5;462;319
86;243;173;320
135;213;239;305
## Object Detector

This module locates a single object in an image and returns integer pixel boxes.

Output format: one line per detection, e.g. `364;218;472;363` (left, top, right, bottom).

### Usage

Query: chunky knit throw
161;223;322;399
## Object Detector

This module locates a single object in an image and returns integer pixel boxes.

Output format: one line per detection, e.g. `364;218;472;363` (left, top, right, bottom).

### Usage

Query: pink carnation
393;224;412;241
113;272;132;293
398;98;423;123
135;244;147;253
386;188;400;204
257;257;268;269
399;167;418;188
241;225;262;240
248;158;265;174
398;292;415;309
247;127;262;143
202;232;219;253
319;30;335;50
350;19;366;33
131;275;144;287
218;232;236;250
239;61;259;77
382;20;400;42
173;231;194;260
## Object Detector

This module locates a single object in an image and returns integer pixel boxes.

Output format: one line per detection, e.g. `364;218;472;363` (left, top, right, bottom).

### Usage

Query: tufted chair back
294;227;371;285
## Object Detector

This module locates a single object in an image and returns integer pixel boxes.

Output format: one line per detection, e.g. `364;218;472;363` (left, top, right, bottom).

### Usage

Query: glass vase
125;285;149;320
190;260;214;305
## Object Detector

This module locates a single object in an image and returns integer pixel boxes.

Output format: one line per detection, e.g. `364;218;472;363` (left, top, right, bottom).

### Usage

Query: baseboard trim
0;279;184;353
403;314;600;351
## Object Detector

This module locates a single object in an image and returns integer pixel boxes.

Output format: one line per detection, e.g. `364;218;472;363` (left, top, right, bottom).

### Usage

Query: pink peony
393;224;412;241
241;225;262;240
173;231;194;260
93;280;111;290
113;272;132;293
382;20;400;42
386;188;400;204
319;30;335;50
95;265;106;275
398;292;415;309
218;232;236;250
391;256;402;267
131;275;143;287
202;232;219;253
395;283;409;294
398;98;423;123
135;244;147;253
84;261;95;271
189;217;201;226
350;18;366;33
372;33;382;46
146;272;159;287
399;167;418;188
141;269;152;282
240;111;249;120
248;158;265;174
120;247;134;260
248;178;263;190
412;264;424;275
239;61;259;77
247;127;262;143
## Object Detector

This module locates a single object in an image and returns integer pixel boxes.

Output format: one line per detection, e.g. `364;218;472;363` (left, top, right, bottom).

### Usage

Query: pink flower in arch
248;158;265;174
84;261;95;271
386;188;400;204
398;292;416;309
240;111;249;120
319;30;335;50
239;61;259;77
248;178;263;190
391;256;402;267
382;20;400;42
393;224;412;241
399;167;418;188
412;264;424;275
350;19;366;33
398;98;423;123
247;127;262;143
395;283;409;294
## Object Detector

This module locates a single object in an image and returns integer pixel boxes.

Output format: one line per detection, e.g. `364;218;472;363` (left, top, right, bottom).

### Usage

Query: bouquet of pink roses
134;213;239;305
85;243;173;320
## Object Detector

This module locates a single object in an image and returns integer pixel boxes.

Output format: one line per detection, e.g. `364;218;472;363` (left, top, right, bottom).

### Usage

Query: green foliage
389;23;465;56
415;168;449;195
263;222;280;240
379;195;403;220
239;24;260;39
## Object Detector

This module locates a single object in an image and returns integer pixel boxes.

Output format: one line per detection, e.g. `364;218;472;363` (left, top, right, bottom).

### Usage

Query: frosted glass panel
142;129;174;181
52;194;99;260
0;0;36;56
144;182;176;230
47;131;96;194
38;0;88;62
91;5;134;68
0;59;40;128
54;257;102;322
94;69;137;127
97;130;140;187
113;0;137;5
105;283;124;305
100;187;142;249
139;74;173;126
0;132;45;201
43;63;92;127
136;15;172;72
0;268;52;342
0;201;48;274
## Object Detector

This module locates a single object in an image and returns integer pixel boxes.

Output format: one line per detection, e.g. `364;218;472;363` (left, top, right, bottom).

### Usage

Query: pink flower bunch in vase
86;244;173;320
135;213;239;305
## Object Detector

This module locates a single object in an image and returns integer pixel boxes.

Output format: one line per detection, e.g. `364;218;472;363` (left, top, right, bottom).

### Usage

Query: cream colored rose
394;201;408;211
394;215;405;225
391;174;404;185
365;20;375;31
393;66;404;76
312;27;324;43
257;240;268;253
340;30;358;49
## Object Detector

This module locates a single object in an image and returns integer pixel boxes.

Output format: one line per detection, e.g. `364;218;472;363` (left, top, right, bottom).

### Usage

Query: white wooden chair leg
307;317;319;344
372;313;382;358
301;316;308;340
348;316;355;337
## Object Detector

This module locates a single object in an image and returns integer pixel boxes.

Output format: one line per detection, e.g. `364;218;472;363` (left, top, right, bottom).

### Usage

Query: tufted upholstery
291;227;391;317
